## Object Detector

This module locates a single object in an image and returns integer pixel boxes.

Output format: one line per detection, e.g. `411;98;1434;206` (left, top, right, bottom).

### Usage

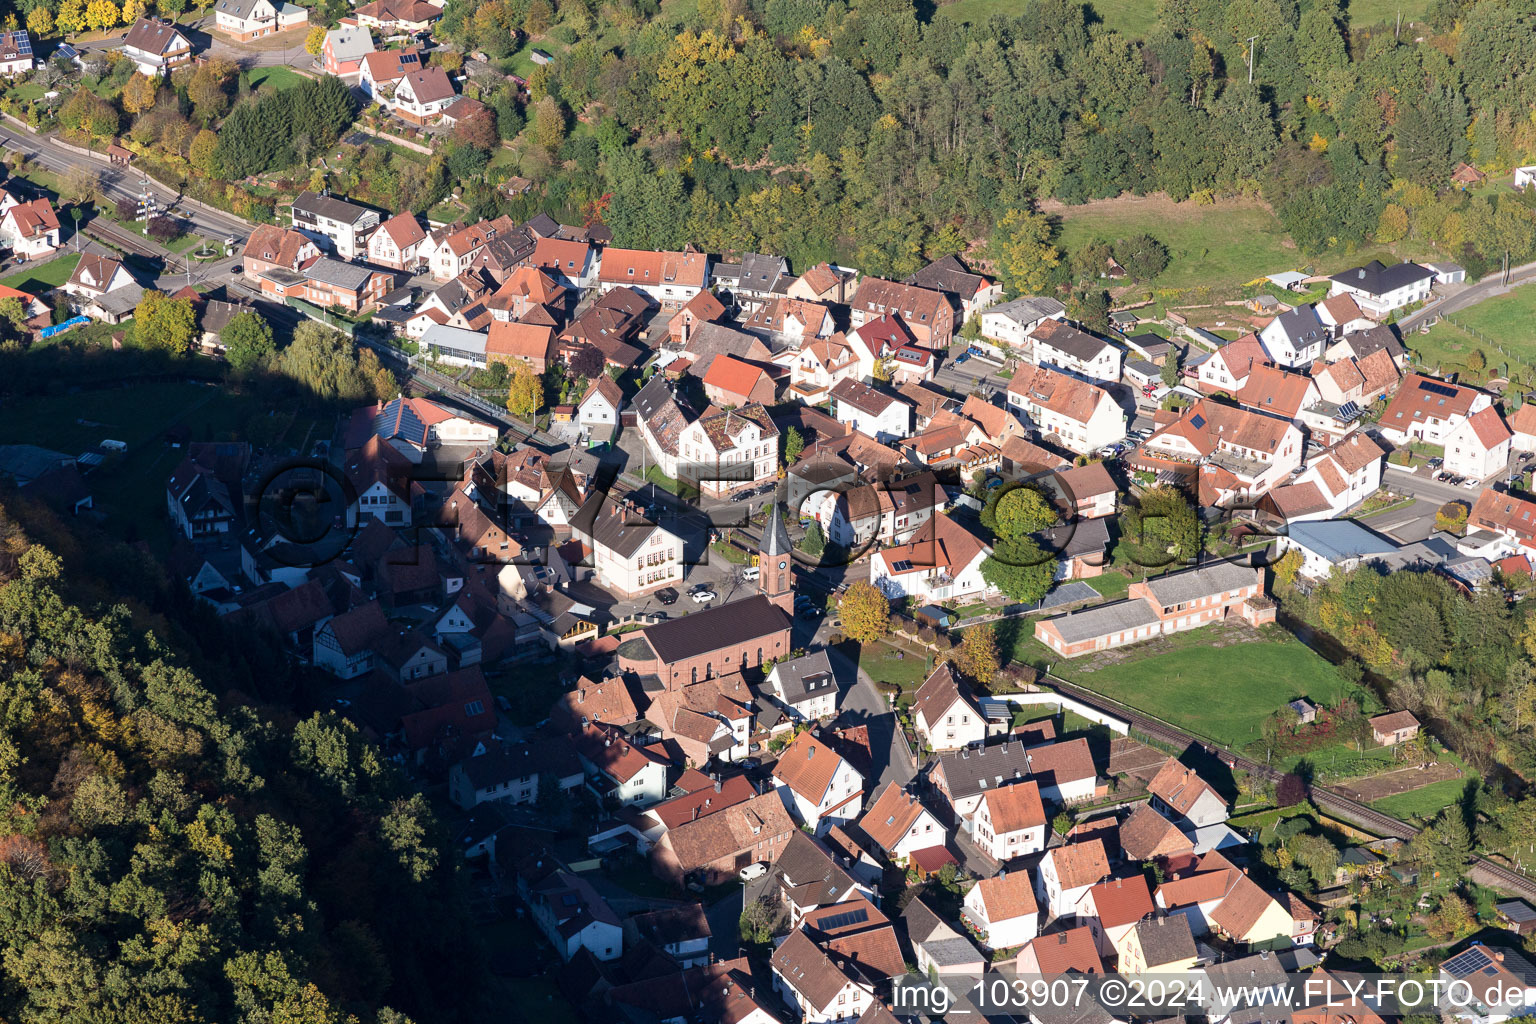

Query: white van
741;565;760;581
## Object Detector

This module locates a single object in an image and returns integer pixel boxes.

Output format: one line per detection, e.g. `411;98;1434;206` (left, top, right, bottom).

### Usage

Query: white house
448;745;538;809
1079;875;1155;957
572;722;669;807
772;730;864;834
597;248;709;311
829;379;911;443
569;491;683;599
528;871;623;962
1274;519;1403;580
1443;405;1512;481
1143;399;1302;503
771;930;877;1024
0;31;34;77
1262;430;1388;522
911;662;989;752
1508;404;1536;454
290;190;381;260
1037;839;1111;920
788;335;861;402
213;0;306;41
870;513;991;605
971;781;1047;863
820;473;947;550
64;253;135;301
1030;319;1124;384
963;872;1040;951
0;198;59;258
1005;364;1126;455
576;375;622;443
368;211;427;271
1316;293;1375;337
856;782;946;864
1378;373;1493;446
766;650;840;722
1258;305;1330;368
1438;944;1536;1024
979;295;1067;355
120;18;193;76
312;602;388;679
676;404;779;499
1328;260;1436;318
354;396;499;462
391;67;457;124
1147;759;1229;829
1192;334;1267;395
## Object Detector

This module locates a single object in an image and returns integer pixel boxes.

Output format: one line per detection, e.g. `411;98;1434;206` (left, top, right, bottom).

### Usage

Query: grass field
1050;197;1300;293
0;253;80;293
935;0;1158;33
247;66;308;92
1371;775;1476;823
1049;629;1345;748
856;640;933;693
1346;0;1433;28
1409;284;1536;382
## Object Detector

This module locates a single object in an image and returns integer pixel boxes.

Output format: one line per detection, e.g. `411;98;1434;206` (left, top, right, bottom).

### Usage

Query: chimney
715;778;723;793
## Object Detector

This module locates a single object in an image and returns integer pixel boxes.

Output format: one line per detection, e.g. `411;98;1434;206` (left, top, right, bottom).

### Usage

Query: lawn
855;639;933;693
1371;775;1477;823
1346;0;1433;28
1082;572;1132;601
247;66;308;92
1048;629;1346;748
1050;196;1299;294
0;252;81;293
1410;284;1536;382
1087;0;1162;36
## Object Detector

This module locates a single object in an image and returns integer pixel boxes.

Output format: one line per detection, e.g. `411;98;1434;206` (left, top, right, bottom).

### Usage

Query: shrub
918;626;936;644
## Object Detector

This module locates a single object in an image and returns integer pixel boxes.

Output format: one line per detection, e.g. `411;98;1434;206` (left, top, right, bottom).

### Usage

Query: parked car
739;862;768;881
656;587;679;605
691;589;716;604
1463;477;1480;489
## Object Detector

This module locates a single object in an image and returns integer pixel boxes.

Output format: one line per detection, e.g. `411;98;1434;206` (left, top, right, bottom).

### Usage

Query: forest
0;495;481;1024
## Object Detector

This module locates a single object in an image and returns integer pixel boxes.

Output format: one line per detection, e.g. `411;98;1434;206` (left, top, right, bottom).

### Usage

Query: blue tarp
39;316;89;339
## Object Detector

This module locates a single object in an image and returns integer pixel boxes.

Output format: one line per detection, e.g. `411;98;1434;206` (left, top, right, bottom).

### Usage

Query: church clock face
778;561;787;569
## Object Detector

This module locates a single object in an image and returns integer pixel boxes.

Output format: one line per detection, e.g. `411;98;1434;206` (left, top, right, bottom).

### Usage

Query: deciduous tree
506;361;543;421
839;581;889;644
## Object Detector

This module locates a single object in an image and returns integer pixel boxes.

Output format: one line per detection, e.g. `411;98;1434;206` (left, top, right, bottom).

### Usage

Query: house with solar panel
1437;943;1536;1024
1378;373;1495;447
343;396;498;463
0;31;33;76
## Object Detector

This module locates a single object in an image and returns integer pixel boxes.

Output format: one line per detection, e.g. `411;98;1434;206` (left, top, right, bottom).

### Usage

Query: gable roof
1134;914;1196;966
773;730;852;804
1118;803;1195;862
661;790;795;872
361;46;422;82
486;320;555;361
1006;364;1113;424
1381;373;1483;430
1147;758;1225;816
1462;405;1512;449
1021;926;1103;974
1046;838;1110;890
912;662;973;726
400;67;455;104
703;354;770;400
770;930;860;1011
858;782;934;853
770;649;836;706
1085;874;1154;928
980;779;1046;834
974;871;1038;922
123;17;187;55
1237;364;1315;419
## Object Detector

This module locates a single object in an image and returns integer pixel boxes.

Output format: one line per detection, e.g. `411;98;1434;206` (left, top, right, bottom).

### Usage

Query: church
616;506;796;690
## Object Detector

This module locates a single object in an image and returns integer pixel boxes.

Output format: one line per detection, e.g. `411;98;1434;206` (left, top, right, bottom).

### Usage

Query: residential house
772;832;867;926
241;224;320;280
576;375;622;442
1444;405;1512;481
0;31;33;76
1379;373;1495;445
1437;944;1536;1024
1262;431;1389;523
771;730;865;834
743;296;834;347
1037;838;1111;919
312;601;389;678
571;721;669;806
568;491;683;599
1192;334;1268;395
789;334;861;403
1031;319;1125;384
979;296;1068;355
869;512;992;605
829;379;911;443
963;872;1040;950
971;780;1047;863
598;248;709;310
765;649;839;722
63;253;137;320
788;262;856;304
359;46;423;98
1119;915;1198;975
291;190;380;260
712;252;789;310
669;289;727;345
1006;364;1126;455
1013;926;1104;976
120;18;192;76
888;345;937;385
848;277;955;350
649;790;797;886
911;662;989;752
1079;874;1155;957
1312;349;1400;409
857;782;946;864
214;0;306;41
487;267;566;323
390;67;456;124
0;198;59;258
703;354;778;408
1049;461;1118;520
352;0;442;33
1510;404;1536;454
676;404;780;499
1235;363;1321;423
448;744;538;809
905;899;986;976
165;451;240;541
528;236;597;290
1370;710;1420;746
1117;803;1196;864
1326;323;1410;368
550;675;638;731
344;435;413;527
904;253;1002;321
1259;305;1331;368
1147;759;1229;829
527;870;623;962
1316;293;1375;338
648;675;757;764
321;24;374;75
1141;399;1303;504
1468;487;1536;554
631;906;713;968
257;258;392;313
1329;260;1436;318
929;738;1101;829
1034;561;1272;658
486;320;557;373
770;930;877;1024
845;314;917;382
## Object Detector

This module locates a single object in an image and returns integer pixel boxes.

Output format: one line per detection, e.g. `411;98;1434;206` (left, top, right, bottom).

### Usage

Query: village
2;6;1536;1024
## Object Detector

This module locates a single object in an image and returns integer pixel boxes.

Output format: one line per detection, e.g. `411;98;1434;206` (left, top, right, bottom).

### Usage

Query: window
464;701;484;716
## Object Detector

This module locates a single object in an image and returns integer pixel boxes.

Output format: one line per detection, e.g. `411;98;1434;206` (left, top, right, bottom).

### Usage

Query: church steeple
758;504;795;613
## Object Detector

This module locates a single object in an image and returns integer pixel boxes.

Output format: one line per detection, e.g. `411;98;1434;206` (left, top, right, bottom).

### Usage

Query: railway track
1045;675;1536;901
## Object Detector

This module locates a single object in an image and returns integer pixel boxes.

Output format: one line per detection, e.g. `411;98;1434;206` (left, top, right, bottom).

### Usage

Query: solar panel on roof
892;560;913;571
817;907;869;931
1421;381;1459;398
1442;948;1492;977
1339;401;1363;421
9;33;31;56
1190;414;1206;429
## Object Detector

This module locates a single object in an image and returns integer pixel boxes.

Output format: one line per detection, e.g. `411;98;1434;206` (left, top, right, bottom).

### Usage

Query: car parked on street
656;587;678;605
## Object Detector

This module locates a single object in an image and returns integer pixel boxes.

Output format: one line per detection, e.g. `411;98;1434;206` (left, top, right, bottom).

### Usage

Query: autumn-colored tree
189;128;220;177
1375;203;1409;243
524;0;553;35
25;6;54;37
56;0;86;34
839;581;889;644
188;58;236;123
134;290;196;355
121;0;145;22
121;73;157;114
528;95;565;156
85;0;120;33
783;426;804;464
304;25;326;54
453;107;498;152
506;361;543;421
958;624;1000;685
1273;548;1303;588
989;208;1059;296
